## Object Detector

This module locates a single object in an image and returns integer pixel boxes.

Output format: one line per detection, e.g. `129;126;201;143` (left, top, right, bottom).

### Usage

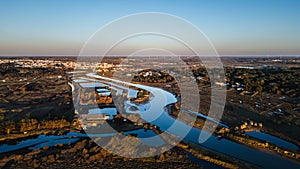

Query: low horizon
1;55;299;58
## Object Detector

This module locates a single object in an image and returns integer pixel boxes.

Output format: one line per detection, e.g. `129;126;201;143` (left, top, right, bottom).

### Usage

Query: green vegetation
225;67;300;97
133;69;174;83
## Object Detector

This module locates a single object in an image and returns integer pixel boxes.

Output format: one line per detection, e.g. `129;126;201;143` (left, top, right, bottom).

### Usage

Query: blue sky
0;0;299;56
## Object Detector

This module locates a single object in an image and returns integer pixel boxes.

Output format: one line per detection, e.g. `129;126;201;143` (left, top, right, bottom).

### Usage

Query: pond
88;107;117;119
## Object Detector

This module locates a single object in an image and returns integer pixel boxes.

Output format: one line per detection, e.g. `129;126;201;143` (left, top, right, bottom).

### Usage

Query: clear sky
0;0;299;56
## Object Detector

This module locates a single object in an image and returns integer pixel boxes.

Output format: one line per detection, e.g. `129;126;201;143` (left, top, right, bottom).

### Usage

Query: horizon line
0;54;300;57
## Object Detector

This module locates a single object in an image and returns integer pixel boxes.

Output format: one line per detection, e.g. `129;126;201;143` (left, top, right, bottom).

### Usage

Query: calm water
8;73;293;168
246;131;298;151
0;129;165;154
87;74;300;169
0;132;85;153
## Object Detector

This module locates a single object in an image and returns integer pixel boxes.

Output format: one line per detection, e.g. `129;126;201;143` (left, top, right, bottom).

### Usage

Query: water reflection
246;131;298;151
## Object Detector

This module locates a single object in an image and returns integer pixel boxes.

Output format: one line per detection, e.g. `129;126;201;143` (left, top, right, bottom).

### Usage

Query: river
1;73;299;168
86;73;300;169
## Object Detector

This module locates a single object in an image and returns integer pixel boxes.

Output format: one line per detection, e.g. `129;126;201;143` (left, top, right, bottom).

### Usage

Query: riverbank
0;136;203;169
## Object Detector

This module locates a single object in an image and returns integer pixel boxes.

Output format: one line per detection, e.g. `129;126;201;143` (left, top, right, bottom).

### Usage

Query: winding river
1;73;299;169
87;73;300;169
